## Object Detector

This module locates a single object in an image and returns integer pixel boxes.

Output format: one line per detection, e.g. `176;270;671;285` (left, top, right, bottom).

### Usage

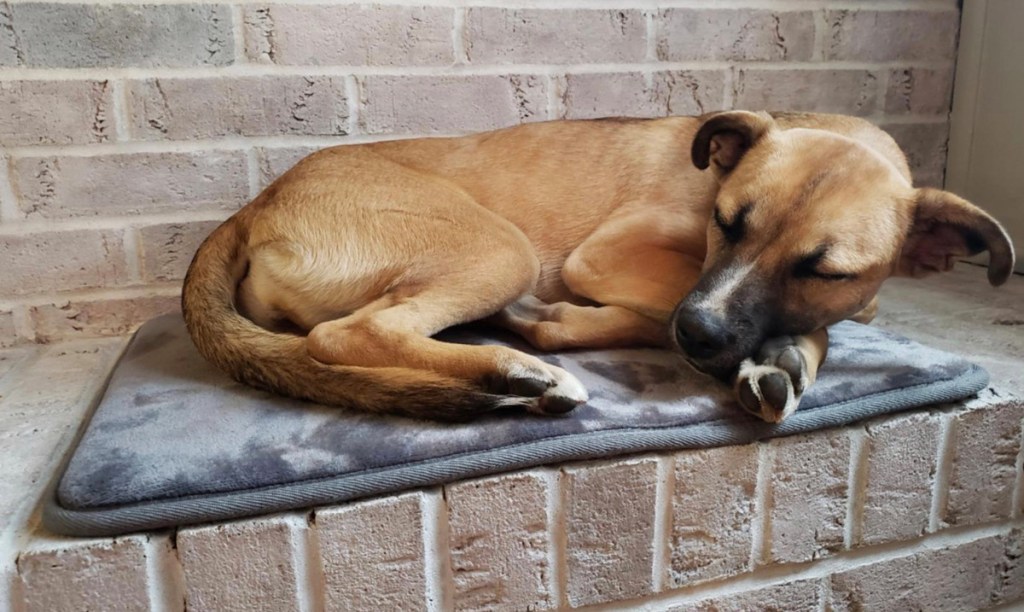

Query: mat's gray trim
43;365;989;537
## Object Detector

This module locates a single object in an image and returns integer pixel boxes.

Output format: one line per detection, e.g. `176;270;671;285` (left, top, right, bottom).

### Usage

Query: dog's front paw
490;361;588;416
735;337;808;423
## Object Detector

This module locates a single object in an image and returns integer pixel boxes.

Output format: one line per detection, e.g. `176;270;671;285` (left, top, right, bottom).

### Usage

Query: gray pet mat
45;314;988;536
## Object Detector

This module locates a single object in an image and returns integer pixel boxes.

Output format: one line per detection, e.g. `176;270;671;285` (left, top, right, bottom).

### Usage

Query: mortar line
144;533;185;612
929;414;957;533
0;210;232;237
232;4;246;64
749;442;772;569
303;511;326;612
644;9;657;62
122;226;143;285
817;576;834;612
246;147;260;199
580;519;1024;612
0;0;958;10
874;66;892;116
452;8;468;64
0;283;183;312
1;555;21;612
285;513;322;612
0;60;957;82
722;66;736;110
0;154;20;222
344;75;361;136
844;427;869;549
811;7;825;62
0;112;949;160
651;454;675;592
422;488;453;612
547;468;569;610
1011;409;1024;520
110;80;131;142
1;132;448;158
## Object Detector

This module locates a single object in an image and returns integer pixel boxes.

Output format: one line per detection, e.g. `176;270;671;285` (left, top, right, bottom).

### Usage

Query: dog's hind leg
306;278;589;416
733;329;829;423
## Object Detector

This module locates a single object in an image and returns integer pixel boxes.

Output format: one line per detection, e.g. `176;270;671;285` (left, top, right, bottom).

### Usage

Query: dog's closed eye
793;247;858;281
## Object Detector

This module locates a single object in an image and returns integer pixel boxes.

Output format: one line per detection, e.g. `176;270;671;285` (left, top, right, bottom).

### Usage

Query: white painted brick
257;146;321;188
860;413;941;546
316;492;427;611
657;9;815;62
127;76;350;140
245;5;453;66
732;69;879;116
0;80;113;146
0;310;17;348
0;345;31;380
674;579;822;611
466;8;645;65
823;9;959;62
178;517;305;612
0;229;130;296
13;151;248;218
880;122;949;188
16;538;152;612
446;472;553;611
138;219;224;282
562;71;726;120
30;294;180;343
3;3;233;68
829;532;1023;611
766;432;849;564
0;3;16;66
359;74;547;135
0;342;123;534
669;444;757;587
885;66;956;115
945;402;1024;527
565;458;657;607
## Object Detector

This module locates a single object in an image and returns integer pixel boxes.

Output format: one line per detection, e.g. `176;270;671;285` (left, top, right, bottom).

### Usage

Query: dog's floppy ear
898;188;1016;286
691;111;774;175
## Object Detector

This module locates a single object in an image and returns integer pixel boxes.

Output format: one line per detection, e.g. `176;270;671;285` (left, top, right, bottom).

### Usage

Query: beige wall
947;0;1024;272
0;0;961;345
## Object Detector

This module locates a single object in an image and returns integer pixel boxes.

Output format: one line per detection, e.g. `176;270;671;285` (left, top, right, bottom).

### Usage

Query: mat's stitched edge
42;365;989;537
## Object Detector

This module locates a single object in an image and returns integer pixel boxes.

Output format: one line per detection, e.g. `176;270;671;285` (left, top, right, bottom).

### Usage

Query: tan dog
182;111;1015;423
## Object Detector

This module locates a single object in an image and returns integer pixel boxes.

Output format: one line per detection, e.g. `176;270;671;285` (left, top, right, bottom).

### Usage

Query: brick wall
12;391;1024;611
0;0;961;346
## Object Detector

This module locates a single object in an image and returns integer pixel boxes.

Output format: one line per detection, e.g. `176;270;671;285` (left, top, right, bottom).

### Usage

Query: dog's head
672;110;1016;379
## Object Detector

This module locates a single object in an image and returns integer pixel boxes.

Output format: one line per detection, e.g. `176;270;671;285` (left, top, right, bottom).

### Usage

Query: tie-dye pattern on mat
45;313;987;536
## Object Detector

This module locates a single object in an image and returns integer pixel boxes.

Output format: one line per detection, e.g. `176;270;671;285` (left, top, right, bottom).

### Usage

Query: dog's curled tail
181;219;523;420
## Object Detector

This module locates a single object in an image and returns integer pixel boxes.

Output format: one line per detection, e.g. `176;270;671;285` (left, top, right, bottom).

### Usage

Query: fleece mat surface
46;314;988;536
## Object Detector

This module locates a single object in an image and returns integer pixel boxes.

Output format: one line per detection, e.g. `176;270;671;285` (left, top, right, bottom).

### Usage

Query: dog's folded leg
490;295;670;351
734;328;829;423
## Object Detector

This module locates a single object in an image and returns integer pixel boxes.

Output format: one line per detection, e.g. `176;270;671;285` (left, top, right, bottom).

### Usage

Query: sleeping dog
182;111;1015;422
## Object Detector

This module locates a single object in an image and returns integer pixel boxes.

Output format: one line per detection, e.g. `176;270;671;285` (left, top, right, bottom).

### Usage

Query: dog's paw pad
538;393;583;414
486;364;552;397
529;370;588;416
735;359;801;424
507;375;552;397
774;346;807;394
758;371;791;410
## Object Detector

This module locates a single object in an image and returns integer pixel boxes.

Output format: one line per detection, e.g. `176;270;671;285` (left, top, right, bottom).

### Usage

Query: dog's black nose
675;308;735;359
